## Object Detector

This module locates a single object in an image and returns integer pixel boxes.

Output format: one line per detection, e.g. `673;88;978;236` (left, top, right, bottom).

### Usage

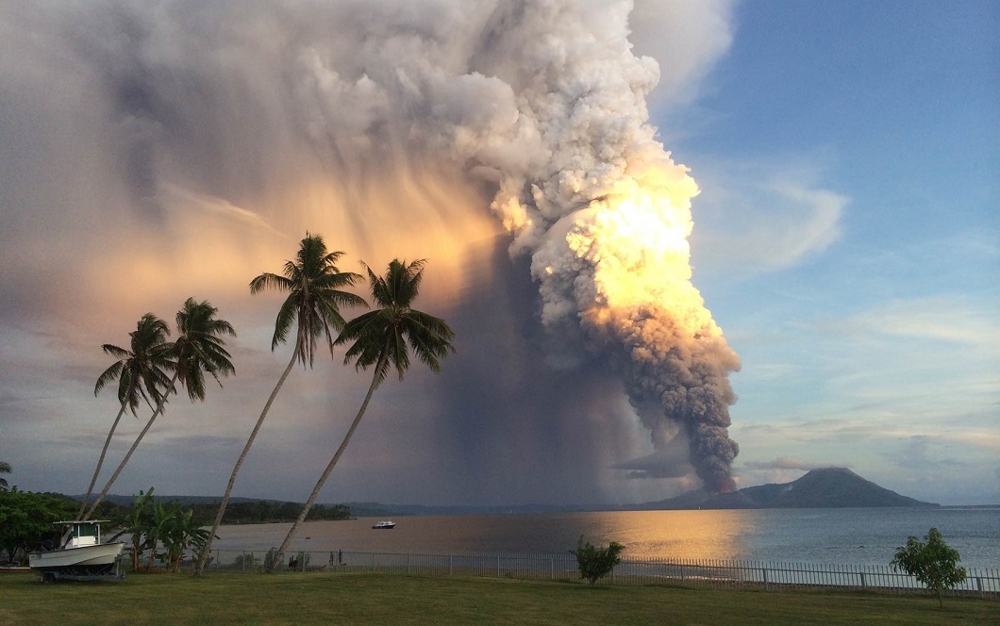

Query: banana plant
109;488;155;572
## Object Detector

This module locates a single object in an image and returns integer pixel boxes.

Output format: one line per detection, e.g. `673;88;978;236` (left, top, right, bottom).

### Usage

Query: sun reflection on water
574;510;752;561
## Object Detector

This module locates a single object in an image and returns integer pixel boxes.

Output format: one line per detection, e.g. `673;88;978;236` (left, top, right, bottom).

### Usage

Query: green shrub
571;535;625;585
891;527;966;607
263;547;279;572
234;552;259;571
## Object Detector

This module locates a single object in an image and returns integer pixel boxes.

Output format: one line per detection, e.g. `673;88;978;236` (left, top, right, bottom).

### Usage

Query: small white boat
371;520;396;529
29;520;124;582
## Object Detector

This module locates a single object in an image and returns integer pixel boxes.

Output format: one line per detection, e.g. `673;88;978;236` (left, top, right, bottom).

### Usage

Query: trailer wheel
41;572;56;584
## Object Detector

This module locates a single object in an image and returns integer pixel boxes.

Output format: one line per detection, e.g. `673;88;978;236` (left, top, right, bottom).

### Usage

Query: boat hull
29;542;125;572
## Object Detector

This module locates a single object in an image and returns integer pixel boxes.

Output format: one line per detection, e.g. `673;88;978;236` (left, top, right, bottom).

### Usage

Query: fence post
407;553;411;576
976;576;983;598
497;554;501;578
762;567;769;591
449;554;453;577
550;558;554;581
859;572;866;588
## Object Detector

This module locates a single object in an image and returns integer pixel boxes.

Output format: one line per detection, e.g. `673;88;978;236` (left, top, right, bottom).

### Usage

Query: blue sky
669;0;999;503
0;1;996;506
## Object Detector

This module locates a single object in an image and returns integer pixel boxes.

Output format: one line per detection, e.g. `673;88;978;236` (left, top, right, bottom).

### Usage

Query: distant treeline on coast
72;493;352;525
192;500;352;525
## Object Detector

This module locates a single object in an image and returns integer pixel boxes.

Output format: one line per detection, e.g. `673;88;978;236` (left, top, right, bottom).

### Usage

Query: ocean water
213;507;1000;568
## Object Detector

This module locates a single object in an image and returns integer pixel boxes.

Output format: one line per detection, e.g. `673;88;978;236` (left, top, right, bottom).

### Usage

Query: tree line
0;486;352;566
90;495;352;527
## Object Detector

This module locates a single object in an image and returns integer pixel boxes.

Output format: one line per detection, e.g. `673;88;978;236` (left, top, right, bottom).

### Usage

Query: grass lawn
1;571;996;626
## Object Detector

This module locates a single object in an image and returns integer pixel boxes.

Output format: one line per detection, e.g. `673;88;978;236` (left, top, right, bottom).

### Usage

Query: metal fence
193;548;999;599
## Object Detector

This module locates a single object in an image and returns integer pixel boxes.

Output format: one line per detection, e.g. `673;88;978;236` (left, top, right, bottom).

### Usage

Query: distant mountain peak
638;467;937;510
804;466;859;477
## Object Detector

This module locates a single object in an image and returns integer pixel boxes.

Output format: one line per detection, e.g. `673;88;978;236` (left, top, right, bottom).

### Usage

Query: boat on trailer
29;520;125;582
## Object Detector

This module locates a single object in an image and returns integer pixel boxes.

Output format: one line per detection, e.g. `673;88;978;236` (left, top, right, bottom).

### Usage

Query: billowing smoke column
0;0;739;492
471;2;742;490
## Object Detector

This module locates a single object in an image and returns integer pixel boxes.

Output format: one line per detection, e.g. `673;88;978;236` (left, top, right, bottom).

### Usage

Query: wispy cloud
689;158;848;275
883;435;966;471
163;185;289;238
831;295;1000;345
741;457;838;471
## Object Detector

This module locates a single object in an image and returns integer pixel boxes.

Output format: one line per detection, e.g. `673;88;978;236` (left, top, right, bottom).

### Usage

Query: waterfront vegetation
0;571;996;626
87;497;352;526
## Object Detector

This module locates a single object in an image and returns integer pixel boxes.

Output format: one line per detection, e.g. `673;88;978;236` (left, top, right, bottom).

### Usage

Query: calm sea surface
214;507;1000;568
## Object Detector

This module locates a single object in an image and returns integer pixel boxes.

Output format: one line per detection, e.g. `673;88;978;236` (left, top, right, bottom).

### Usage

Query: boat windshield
74;523;99;540
57;521;103;547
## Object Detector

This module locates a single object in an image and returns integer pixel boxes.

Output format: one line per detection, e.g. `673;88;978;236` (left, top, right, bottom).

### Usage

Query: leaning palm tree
269;259;455;571
194;234;365;575
0;460;10;491
76;314;173;520
83;298;236;520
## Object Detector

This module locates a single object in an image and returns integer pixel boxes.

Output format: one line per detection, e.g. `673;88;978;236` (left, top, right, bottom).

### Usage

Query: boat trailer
35;555;125;583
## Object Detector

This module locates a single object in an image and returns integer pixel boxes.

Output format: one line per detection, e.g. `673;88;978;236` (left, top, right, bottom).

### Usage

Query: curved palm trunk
194;347;299;576
75;397;132;520
82;371;180;521
268;352;387;572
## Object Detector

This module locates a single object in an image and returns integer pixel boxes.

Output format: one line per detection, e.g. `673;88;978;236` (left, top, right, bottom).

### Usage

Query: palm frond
403;311;456;372
101;344;130;360
272;295;299;352
94;361;125;396
252;233;368;369
172;298;236;401
95;313;173;417
338;258;453;388
249;272;294;295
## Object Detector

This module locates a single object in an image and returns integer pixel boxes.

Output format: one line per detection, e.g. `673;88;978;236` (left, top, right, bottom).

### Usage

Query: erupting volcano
0;0;741;498
477;3;742;491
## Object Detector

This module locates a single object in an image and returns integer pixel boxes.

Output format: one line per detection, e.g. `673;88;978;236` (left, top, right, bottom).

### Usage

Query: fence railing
190;548;999;598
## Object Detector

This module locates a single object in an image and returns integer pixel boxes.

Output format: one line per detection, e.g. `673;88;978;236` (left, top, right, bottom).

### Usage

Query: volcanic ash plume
479;2;742;490
0;0;740;493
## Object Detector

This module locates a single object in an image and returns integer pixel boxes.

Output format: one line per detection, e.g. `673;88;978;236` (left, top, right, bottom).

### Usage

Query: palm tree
77;314;172;520
269;259;455;570
194;233;365;575
0;460;10;491
83;298;236;520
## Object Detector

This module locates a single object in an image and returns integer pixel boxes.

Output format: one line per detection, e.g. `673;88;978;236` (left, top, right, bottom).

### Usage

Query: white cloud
689;159;848;275
629;0;735;107
741;457;837;471
833;295;1000;346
